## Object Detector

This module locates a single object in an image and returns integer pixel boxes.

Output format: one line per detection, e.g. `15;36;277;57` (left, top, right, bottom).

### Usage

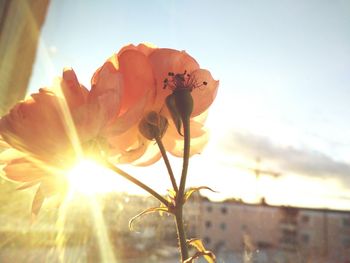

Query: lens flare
66;159;120;195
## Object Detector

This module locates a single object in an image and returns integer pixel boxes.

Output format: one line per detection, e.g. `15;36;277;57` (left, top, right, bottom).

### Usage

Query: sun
66;159;122;195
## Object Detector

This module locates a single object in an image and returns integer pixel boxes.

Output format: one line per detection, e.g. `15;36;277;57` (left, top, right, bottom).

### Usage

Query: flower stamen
163;70;207;91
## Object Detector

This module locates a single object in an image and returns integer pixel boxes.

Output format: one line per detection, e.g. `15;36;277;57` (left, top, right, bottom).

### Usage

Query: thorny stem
155;136;179;193
176;116;191;262
104;161;170;207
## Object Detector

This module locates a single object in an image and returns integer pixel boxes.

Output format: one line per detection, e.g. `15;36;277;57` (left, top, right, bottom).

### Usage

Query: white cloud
221;131;350;185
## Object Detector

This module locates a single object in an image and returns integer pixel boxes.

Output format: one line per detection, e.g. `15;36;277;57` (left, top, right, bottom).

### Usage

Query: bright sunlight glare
66;159;121;195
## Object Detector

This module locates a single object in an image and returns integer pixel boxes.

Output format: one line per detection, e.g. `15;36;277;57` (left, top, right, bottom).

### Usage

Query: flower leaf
184;186;217;203
16;181;40;190
186;238;216;263
166;94;183;136
184;251;217;263
167;188;177;200
31;186;45;220
129;206;170;231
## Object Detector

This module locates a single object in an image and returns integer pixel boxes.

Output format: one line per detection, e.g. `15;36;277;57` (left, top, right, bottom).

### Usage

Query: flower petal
190;69;219;117
132;143;161;166
105;88;153;136
31;187;45;218
192;109;209;124
62;68;89;109
117;49;155;114
108;125;140;154
0;135;10;151
118;43;156;57
89;61;123;121
148;48;200;112
163;129;209;157
0;89;71;159
40;175;68;197
3;158;47;182
108;125;149;164
163;111;208;141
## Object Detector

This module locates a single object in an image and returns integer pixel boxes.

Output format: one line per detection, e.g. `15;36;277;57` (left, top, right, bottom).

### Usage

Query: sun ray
87;195;117;263
52;77;84;159
55;194;70;263
20;0;86;175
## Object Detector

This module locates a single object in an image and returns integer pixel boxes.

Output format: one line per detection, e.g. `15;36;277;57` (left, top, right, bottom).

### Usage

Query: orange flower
100;44;219;165
0;68;121;215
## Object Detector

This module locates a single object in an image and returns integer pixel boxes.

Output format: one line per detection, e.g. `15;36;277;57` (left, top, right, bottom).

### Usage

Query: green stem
104;161;169;207
155;136;179;193
175;116;191;262
175;204;189;262
178;116;190;199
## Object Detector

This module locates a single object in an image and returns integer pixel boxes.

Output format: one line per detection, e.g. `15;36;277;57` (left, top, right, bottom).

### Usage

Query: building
195;196;350;263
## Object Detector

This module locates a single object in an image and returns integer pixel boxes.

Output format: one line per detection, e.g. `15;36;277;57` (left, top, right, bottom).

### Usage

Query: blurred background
1;0;350;262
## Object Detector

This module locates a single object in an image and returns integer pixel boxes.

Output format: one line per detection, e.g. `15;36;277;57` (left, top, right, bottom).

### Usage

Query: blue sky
29;0;350;209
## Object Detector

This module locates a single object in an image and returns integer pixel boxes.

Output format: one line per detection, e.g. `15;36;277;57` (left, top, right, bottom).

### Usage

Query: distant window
204;236;211;244
220;222;226;230
301;233;309;244
281;237;297;245
215;240;225;250
221;207;228;214
257;241;273;249
301;215;310;224
343;238;350;248
343;218;350;227
207;206;212;212
205;221;212;228
282;229;297;237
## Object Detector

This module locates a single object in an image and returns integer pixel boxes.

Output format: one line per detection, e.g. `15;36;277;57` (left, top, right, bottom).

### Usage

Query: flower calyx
165;70;207;136
138;111;168;140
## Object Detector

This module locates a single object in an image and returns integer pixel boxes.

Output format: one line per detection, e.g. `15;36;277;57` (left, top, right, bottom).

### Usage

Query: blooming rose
0;68;121;215
98;44;219;165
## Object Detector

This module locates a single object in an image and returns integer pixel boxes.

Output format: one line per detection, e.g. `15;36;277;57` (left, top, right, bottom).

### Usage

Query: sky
28;0;350;210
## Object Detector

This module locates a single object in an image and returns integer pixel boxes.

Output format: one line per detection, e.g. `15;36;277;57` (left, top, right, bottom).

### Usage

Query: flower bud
166;89;193;136
138;111;168;140
173;89;193;120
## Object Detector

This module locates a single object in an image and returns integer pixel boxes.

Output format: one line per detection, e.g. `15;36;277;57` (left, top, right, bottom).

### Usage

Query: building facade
194;196;350;263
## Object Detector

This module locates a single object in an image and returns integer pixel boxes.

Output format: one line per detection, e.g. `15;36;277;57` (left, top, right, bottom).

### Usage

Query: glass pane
1;1;350;262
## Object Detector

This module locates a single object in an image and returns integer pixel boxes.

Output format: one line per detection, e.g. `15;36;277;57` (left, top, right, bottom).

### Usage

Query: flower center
163;70;207;92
